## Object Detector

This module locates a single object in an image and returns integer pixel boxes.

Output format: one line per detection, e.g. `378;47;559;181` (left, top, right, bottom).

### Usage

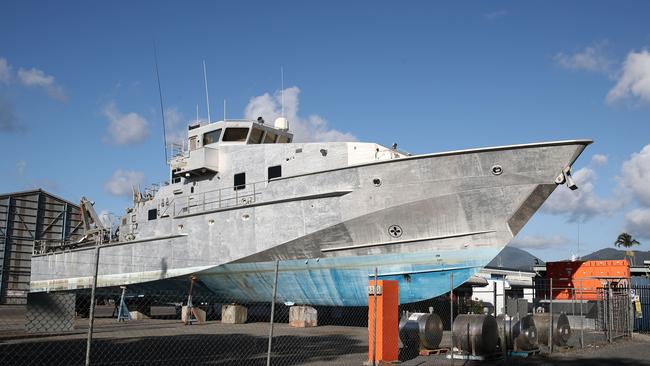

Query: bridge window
248;128;264;144
268;165;282;181
234;172;246;190
263;131;277;143
148;209;157;221
277;135;291;143
223;128;249;142
203;129;222;145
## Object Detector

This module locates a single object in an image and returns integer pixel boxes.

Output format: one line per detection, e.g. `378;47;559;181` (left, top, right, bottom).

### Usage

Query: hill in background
580;248;650;265
487;246;544;271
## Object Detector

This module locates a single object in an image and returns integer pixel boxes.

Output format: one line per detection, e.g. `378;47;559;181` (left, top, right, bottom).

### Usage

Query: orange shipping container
545;260;630;301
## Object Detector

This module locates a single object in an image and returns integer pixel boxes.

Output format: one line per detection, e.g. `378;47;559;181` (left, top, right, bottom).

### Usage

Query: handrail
173;179;270;216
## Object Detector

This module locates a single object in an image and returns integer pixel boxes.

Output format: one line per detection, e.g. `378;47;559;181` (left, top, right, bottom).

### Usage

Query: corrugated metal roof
0;188;80;208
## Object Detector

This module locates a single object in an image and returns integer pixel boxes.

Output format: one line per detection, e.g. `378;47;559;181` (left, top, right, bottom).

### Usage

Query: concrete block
221;304;247;324
181;306;206;323
289;306;317;327
129;311;149;320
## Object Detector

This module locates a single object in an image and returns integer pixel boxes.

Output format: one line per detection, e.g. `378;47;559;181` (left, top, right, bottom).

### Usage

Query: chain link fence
0;263;638;365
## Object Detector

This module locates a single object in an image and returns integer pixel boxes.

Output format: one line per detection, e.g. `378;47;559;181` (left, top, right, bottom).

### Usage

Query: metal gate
632;285;650;333
596;286;632;341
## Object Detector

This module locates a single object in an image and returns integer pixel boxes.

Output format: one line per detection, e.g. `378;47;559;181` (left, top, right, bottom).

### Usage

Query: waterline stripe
321;230;497;253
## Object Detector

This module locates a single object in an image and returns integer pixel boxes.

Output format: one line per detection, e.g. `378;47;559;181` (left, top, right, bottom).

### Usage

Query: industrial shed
0;189;82;304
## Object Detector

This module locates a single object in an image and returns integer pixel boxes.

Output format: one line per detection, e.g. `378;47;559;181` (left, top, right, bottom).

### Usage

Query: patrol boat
31;117;590;305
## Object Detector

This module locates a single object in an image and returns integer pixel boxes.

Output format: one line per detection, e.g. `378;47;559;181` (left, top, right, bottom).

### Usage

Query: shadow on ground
0;333;366;366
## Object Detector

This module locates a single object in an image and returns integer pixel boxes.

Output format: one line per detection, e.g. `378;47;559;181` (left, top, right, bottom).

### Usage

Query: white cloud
17;67;67;101
606;50;650;104
0;58;11;84
510;234;572;249
163;106;198;146
104;169;145;197
554;41;613;75
484;10;507;21
625;209;650;240
244;87;356;142
542;167;624;222
16;160;26;176
591;154;608;166
102;102;150;145
621;144;650;207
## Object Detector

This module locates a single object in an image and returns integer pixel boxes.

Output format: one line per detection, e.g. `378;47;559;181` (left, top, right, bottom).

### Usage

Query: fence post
579;278;584;349
608;286;614;343
85;235;101;366
266;260;280;366
549;278;553;354
450;272;454;365
493;281;497;316
503;287;508;359
372;267;378;366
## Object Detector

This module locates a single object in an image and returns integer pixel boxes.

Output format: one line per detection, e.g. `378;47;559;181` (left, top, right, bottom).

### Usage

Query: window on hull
223;128;249;142
202;129;222;145
248;128;264;144
268;165;281;181
234;172;246;190
263;131;277;143
277;135;291;143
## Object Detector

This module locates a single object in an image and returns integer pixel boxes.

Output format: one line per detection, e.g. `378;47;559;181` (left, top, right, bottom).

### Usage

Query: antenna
281;66;284;117
223;99;227;121
203;60;211;123
153;42;168;164
196;104;199;122
577;222;580;260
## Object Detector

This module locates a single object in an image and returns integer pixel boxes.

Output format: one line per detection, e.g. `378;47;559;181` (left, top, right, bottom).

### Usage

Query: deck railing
171;180;268;216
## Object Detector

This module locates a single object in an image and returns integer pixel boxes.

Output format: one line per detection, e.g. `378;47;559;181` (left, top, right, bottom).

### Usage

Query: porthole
491;165;503;175
242;213;251;221
373;178;382;187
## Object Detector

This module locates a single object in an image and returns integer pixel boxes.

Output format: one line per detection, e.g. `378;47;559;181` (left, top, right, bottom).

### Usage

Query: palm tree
615;233;641;248
614;233;641;265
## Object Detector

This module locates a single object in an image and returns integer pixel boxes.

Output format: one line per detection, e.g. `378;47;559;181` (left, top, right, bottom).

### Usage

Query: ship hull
195;248;500;306
30;140;591;305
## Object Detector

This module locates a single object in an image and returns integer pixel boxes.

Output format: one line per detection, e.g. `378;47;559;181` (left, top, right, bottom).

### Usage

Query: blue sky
1;1;649;260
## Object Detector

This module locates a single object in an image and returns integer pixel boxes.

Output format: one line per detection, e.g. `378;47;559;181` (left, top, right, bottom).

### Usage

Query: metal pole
503;283;508;358
85;235;101;366
549;278;553;354
608;286;614;343
579;278;584;349
450;272;454;365
266;260;280;366
372;267;378;366
493;281;497;316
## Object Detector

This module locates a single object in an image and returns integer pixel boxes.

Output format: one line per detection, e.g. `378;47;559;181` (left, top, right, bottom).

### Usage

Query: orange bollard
368;279;399;364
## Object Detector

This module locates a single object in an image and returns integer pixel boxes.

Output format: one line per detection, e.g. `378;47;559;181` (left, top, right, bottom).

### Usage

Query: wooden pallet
419;347;450;356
